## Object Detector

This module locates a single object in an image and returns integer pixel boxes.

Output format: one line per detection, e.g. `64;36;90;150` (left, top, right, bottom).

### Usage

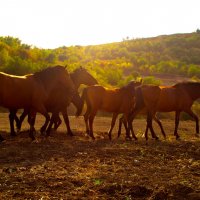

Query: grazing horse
0;65;74;141
128;82;200;140
78;81;142;140
13;66;98;136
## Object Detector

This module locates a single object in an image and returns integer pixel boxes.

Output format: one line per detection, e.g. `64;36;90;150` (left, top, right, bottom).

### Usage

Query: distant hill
0;31;200;86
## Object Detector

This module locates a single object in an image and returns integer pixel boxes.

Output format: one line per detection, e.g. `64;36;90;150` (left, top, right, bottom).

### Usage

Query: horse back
157;86;191;111
137;85;161;112
0;74;33;108
0;73;48;109
101;88;134;113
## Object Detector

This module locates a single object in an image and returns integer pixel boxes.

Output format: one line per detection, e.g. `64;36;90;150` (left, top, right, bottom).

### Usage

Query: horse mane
119;81;139;91
173;81;200;88
70;67;85;79
118;81;141;97
0;71;27;79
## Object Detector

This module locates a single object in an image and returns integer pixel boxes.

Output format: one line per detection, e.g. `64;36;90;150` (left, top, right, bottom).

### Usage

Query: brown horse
128;82;200;140
0;65;75;141
78;81;142;140
45;66;98;135
13;66;98;136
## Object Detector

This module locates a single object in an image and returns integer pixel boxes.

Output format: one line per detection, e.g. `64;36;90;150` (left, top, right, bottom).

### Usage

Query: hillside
0;31;200;86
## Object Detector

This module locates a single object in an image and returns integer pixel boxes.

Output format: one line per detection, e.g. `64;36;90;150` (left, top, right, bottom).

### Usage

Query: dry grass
0;113;200;199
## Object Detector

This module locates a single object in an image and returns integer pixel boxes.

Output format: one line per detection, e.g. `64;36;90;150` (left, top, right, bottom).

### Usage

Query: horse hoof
31;139;39;143
0;138;5;143
10;133;17;137
133;137;138;141
91;136;95;140
155;137;159;140
176;137;181;141
125;137;132;141
16;129;20;133
67;132;74;137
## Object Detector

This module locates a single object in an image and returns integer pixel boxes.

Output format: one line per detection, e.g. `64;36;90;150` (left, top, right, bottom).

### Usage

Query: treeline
1;31;200;87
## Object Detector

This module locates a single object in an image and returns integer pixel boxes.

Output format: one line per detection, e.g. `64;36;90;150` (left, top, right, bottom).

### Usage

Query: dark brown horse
128;82;200;140
78;81;142;140
0;65;75;141
12;66;98;136
45;66;98;135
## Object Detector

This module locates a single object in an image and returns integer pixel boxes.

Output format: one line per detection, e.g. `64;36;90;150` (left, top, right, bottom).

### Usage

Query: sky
0;0;199;49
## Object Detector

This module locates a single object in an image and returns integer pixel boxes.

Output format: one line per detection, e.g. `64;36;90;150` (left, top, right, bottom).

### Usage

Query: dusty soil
0;113;200;200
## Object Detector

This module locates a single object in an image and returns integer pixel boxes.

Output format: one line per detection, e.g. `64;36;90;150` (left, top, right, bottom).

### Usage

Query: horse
128;82;200;140
0;65;75;141
12;66;98;136
78;80;142;140
44;66;98;135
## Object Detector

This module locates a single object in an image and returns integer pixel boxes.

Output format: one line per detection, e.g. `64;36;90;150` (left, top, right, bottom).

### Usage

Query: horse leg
13;113;20;133
40;116;49;134
37;106;50;136
84;106;91;136
0;134;5;142
17;109;29;131
145;113;150;141
127;114;138;141
184;109;199;137
9;109;17;137
108;113;118;140
28;111;37;141
88;110;97;140
174;111;181;140
153;115;166;139
53;115;62;130
146;112;159;141
117;116;123;138
46;113;59;136
61;108;73;136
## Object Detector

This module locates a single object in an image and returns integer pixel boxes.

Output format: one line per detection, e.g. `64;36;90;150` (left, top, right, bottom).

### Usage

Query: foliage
143;76;162;85
1;32;200;86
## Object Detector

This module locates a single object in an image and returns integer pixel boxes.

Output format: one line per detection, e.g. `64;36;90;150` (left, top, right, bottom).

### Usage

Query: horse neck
70;73;80;89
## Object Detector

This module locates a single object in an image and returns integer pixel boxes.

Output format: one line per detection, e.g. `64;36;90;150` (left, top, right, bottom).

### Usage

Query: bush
143;76;162;85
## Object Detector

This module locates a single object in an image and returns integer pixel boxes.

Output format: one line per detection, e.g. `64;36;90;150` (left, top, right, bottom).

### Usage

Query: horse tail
76;88;87;116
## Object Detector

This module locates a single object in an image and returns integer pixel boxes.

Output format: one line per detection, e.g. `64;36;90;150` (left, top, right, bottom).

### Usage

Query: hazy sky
0;0;199;48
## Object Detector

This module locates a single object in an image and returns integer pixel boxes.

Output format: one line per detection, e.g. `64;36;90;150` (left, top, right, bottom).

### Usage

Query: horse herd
0;65;200;143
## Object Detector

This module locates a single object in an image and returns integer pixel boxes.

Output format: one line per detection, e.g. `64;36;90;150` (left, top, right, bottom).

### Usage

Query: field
0;113;200;199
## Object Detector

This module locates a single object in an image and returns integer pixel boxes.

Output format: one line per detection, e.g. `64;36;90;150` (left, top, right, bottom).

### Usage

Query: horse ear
80;66;83;69
140;78;143;83
64;65;68;69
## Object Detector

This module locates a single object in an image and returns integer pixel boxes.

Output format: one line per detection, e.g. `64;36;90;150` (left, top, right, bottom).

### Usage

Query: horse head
70;67;98;88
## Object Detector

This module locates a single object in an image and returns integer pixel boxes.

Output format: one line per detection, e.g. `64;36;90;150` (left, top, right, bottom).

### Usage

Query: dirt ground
0;113;200;200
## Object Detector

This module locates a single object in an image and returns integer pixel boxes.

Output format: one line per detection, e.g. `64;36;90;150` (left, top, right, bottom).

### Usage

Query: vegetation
1;30;200;87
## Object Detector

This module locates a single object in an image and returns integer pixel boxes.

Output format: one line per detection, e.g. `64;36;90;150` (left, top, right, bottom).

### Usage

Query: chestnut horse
0;65;74;141
78;81;142;140
13;67;98;136
128;82;200;140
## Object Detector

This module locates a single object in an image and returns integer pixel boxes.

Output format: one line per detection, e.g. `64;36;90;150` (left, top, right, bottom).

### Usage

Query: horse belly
3;93;31;108
157;98;178;112
101;103;119;112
